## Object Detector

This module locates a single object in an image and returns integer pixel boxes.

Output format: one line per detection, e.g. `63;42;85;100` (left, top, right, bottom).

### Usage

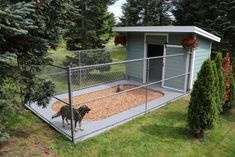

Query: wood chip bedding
52;84;164;121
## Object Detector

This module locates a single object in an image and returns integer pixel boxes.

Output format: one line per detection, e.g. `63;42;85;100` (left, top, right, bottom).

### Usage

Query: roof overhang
112;26;221;42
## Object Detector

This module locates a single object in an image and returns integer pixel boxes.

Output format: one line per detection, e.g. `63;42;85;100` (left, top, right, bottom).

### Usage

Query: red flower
181;37;198;49
114;36;127;46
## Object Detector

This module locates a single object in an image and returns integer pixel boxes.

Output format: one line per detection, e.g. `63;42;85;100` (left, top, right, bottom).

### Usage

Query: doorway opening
147;44;164;83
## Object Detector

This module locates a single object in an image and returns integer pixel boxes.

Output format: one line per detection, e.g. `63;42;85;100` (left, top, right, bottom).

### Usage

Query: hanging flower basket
114;35;127;46
181;37;198;53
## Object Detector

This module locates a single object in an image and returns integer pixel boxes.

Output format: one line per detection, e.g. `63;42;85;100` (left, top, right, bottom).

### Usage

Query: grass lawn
1;97;235;157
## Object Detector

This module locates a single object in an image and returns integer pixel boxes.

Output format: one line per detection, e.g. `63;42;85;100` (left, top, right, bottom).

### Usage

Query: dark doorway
147;44;164;83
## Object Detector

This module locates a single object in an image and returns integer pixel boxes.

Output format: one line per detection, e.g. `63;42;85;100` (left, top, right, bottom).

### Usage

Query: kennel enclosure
26;26;221;142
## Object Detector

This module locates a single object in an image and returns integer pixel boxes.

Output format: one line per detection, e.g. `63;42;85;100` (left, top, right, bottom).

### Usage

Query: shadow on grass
139;124;190;141
160;111;187;121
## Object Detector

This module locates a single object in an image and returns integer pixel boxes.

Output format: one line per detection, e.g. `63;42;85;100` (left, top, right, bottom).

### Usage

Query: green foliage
0;0;67;143
0;89;12;143
0;78;19;142
65;0;116;50
188;60;218;137
173;0;234;52
119;0;173;26
0;0;63;104
214;53;225;113
212;61;220;113
23;79;55;108
229;76;235;108
223;0;235;53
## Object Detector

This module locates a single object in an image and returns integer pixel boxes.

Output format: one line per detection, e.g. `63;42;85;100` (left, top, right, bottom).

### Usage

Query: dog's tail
51;111;61;119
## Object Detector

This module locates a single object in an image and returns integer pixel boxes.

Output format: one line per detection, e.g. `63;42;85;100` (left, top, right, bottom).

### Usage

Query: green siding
193;35;211;81
164;47;188;91
126;32;144;81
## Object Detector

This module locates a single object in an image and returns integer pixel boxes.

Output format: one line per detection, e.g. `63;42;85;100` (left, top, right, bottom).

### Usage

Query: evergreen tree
65;0;116;50
119;0;173;26
215;53;225;113
188;60;218;137
0;0;64;142
173;0;234;52
212;61;220;113
223;0;235;53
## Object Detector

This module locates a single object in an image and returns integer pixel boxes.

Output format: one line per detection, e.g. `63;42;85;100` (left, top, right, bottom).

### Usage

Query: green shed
113;26;221;92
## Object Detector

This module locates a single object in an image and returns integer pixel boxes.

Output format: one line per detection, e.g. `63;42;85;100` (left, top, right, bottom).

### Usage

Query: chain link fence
26;48;190;142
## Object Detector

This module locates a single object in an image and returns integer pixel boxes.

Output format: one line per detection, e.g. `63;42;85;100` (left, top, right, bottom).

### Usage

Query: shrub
229;77;235;108
214;53;225;113
188;60;218;138
212;61;220;113
222;53;233;110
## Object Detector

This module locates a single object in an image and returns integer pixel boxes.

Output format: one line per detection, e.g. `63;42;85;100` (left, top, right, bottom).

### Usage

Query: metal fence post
78;51;82;89
145;58;149;114
67;66;75;142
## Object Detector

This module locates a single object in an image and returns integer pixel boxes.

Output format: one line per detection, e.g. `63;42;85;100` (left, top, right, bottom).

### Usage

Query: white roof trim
112;26;221;42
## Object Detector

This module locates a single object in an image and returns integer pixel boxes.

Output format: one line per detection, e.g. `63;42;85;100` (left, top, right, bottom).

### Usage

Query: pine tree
223;0;235;53
65;0;115;50
119;0;173;26
173;0;234;52
0;0;65;142
214;53;225;113
188;60;218;137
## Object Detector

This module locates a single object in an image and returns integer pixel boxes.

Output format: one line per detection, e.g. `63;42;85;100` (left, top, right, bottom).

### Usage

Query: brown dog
51;105;91;132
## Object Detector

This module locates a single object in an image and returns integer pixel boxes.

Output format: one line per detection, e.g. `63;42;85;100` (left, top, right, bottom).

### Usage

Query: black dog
52;105;91;132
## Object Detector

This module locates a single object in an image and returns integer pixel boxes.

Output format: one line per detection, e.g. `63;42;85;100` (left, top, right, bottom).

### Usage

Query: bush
222;53;233;110
188;60;218;137
212;62;220;113
229;77;235;108
214;53;225;113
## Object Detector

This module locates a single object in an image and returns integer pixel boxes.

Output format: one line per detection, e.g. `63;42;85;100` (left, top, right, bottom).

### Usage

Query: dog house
113;26;221;92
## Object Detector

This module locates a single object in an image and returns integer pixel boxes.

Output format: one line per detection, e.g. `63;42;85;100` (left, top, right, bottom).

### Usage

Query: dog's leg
74;120;78;132
79;121;84;131
66;118;70;125
62;117;65;128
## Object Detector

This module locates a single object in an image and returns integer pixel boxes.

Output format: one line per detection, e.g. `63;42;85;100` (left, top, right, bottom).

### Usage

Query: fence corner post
67;65;75;143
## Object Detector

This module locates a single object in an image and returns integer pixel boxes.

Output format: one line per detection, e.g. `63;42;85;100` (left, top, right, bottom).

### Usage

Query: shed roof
112;26;221;42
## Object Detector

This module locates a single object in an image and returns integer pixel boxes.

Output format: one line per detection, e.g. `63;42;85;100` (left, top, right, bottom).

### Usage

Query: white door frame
143;33;168;84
